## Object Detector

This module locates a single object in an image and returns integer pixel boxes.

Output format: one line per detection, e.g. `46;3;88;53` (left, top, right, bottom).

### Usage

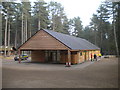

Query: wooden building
18;29;100;64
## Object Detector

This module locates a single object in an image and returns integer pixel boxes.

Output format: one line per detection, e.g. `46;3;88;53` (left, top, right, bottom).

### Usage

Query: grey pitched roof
43;29;100;50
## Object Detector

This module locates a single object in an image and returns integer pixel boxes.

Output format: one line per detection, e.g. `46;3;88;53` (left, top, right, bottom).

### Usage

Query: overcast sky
44;0;105;27
27;0;105;27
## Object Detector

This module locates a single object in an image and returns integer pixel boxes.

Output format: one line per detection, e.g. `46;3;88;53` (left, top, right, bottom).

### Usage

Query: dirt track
2;57;118;88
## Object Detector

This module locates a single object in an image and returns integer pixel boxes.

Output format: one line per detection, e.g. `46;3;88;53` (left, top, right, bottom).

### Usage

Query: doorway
45;50;60;63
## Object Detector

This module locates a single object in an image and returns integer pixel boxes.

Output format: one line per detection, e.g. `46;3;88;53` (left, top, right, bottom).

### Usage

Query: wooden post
77;51;80;64
68;50;71;62
18;49;21;63
67;50;71;67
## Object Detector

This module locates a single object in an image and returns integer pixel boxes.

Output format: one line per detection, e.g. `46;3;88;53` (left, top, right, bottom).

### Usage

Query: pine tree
48;1;65;32
32;0;49;33
2;2;16;56
70;17;83;37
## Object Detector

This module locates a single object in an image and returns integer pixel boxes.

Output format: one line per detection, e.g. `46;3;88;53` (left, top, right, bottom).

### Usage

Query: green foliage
1;1;118;55
83;1;119;55
32;1;49;31
69;17;83;37
47;1;70;34
62;16;70;34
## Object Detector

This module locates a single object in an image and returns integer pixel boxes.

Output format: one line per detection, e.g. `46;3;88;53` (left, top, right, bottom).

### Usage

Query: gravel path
2;57;118;88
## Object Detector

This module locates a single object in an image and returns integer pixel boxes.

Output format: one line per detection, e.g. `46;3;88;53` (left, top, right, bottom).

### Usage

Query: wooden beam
77;51;80;63
70;50;79;51
20;49;69;51
68;50;71;63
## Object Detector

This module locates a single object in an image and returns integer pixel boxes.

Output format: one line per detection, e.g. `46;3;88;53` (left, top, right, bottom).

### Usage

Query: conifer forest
1;1;120;56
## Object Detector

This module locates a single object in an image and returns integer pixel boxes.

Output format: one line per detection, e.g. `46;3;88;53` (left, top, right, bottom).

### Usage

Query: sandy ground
2;57;118;88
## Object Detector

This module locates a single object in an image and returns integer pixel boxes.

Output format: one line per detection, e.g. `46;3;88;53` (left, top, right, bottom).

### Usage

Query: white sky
44;0;105;27
17;0;105;27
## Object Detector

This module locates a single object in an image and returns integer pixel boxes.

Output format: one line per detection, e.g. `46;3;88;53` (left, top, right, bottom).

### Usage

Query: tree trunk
24;19;26;43
30;23;32;37
15;28;17;49
4;16;8;57
100;32;103;52
21;12;24;44
38;19;40;30
38;4;41;30
94;25;97;45
113;5;119;56
25;17;27;41
7;22;10;56
113;17;119;56
52;15;55;31
0;2;2;48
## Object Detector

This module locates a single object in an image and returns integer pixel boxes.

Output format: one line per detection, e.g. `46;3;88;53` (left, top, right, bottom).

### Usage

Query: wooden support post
88;51;89;60
18;49;21;63
68;50;71;62
66;50;71;67
77;51;80;63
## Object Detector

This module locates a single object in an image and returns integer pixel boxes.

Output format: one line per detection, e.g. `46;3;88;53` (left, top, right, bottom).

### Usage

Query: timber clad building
18;29;100;64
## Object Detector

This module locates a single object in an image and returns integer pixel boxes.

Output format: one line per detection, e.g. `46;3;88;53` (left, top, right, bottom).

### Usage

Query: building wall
79;52;84;63
60;51;80;64
20;30;68;50
60;51;87;64
73;50;101;64
60;51;67;63
31;50;101;64
31;51;45;62
85;51;89;61
71;51;78;64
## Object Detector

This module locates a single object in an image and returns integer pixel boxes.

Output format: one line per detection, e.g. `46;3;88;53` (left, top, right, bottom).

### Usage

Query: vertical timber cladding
58;50;100;64
85;51;89;61
60;50;68;63
60;51;79;64
79;51;84;63
31;50;45;62
80;50;91;62
19;30;69;50
71;51;78;64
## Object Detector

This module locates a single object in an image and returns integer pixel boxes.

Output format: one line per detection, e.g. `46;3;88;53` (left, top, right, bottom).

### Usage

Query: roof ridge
42;29;100;50
43;29;84;40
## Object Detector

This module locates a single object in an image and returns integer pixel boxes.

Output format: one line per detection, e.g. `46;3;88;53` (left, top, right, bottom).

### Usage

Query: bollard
65;62;71;67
